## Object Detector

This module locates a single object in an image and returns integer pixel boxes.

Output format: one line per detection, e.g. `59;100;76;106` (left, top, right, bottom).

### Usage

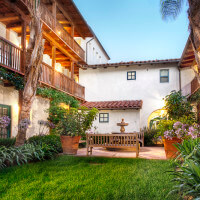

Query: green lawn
0;156;178;200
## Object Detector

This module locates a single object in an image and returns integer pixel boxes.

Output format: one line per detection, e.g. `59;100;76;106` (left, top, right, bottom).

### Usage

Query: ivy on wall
37;87;80;108
0;67;24;90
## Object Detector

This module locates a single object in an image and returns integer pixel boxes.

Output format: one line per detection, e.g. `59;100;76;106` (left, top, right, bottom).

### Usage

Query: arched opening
148;109;167;129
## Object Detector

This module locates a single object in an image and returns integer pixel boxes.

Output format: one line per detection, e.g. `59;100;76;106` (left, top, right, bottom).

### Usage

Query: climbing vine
37;87;79;108
0;67;24;90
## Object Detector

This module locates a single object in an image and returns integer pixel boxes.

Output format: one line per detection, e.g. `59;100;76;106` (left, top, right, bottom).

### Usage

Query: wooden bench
86;133;140;158
111;132;144;147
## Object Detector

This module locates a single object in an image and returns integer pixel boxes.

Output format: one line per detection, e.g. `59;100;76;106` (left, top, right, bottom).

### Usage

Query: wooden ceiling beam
56;1;85;38
43;30;77;62
6;22;21;29
0;16;19;22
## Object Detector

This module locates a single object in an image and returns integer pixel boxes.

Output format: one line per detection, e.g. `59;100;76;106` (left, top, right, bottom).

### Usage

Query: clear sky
74;0;189;63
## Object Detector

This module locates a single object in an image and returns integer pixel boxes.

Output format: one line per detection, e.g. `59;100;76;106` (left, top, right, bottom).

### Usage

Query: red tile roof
82;100;143;110
84;58;180;69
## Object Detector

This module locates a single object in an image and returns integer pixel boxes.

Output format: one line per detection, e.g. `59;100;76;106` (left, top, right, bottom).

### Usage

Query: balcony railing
0;36;85;100
0;36;22;73
191;77;200;95
20;0;85;61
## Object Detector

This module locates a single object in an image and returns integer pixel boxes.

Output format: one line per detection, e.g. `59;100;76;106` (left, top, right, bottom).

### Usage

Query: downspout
86;37;95;64
179;67;182;92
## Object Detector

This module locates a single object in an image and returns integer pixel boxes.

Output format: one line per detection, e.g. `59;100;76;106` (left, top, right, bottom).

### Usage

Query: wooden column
52;45;56;85
71;61;75;95
52;0;56;29
71;61;74;80
20;21;26;73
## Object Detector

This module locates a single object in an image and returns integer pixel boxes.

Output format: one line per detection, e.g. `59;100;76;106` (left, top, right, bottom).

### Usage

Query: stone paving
77;147;166;160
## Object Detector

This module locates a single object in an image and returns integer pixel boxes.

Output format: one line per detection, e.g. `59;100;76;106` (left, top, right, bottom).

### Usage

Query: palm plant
160;0;200;81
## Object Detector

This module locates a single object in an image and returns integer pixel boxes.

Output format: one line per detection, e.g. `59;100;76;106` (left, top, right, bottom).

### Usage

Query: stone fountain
117;118;128;133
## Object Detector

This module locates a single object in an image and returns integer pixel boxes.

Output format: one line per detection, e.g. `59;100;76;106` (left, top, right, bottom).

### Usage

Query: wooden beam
7;22;21;29
71;61;74;80
56;1;85;39
43;31;77;62
0;16;19;22
52;46;56;85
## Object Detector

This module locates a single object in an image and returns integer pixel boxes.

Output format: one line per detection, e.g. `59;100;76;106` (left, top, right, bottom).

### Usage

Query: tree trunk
15;8;45;146
188;0;200;83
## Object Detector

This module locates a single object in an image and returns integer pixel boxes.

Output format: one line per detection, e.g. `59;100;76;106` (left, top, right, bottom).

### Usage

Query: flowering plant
163;121;200;140
38;120;55;135
0;116;10;129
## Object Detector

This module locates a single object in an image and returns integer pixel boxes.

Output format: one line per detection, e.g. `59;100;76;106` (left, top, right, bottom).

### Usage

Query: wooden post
52;0;56;29
136;133;139;158
52;45;56;85
86;133;89;156
20;21;26;73
71;61;74;94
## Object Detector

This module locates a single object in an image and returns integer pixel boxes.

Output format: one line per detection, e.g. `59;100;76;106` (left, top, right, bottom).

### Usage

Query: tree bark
15;8;45;146
188;0;200;83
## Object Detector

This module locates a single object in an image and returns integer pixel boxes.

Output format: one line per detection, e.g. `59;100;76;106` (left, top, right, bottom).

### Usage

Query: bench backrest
86;133;138;148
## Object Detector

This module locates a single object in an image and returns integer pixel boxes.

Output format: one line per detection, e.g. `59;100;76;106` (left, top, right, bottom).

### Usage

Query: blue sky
74;0;189;63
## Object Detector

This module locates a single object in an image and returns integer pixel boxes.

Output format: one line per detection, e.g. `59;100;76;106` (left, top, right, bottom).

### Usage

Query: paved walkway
77;147;166;160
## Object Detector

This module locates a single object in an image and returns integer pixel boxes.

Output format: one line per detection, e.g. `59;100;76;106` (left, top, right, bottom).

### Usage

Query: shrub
142;127;159;146
170;138;200;199
55;107;98;136
27;135;62;153
0;138;16;147
164;90;195;122
0;142;59;169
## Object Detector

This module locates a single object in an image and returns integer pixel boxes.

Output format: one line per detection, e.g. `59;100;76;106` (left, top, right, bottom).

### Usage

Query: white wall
79;63;180;128
180;67;195;96
27;96;50;138
75;37;109;65
0;85;19;137
92;109;140;133
0;85;50;138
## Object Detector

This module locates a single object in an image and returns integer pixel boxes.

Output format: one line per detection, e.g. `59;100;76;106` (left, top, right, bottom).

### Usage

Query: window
0;104;11;138
127;71;136;80
160;69;169;83
99;113;109;123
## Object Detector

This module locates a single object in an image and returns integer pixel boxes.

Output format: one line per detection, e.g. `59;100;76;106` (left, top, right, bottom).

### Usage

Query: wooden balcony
0;36;85;100
19;0;85;61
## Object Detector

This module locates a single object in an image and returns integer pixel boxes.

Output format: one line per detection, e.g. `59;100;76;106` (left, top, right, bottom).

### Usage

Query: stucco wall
79;63;180;128
26;96;50;138
0;85;50;138
75;37;109;65
180;67;195;96
92;109;140;133
0;85;19;137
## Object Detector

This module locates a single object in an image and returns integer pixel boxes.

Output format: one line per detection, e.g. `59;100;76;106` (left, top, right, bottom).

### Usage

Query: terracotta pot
60;135;81;155
163;137;182;159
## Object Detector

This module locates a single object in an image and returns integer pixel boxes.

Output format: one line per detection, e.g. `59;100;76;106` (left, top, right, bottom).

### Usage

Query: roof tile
82;100;143;110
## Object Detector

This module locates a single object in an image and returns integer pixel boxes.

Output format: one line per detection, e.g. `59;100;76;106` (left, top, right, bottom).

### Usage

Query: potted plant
55;107;98;155
157;120;200;159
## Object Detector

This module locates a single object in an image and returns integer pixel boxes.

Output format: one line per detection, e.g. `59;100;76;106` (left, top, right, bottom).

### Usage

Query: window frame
160;69;169;83
99;113;109;123
127;71;136;80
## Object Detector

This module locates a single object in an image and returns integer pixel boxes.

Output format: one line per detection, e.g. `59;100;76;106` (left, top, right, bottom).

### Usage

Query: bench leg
90;147;93;155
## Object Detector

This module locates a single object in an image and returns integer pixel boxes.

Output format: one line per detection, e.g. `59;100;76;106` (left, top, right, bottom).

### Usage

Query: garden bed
0;156;178;200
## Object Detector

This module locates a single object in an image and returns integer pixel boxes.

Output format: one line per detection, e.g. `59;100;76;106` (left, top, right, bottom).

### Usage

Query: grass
0;156;179;200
